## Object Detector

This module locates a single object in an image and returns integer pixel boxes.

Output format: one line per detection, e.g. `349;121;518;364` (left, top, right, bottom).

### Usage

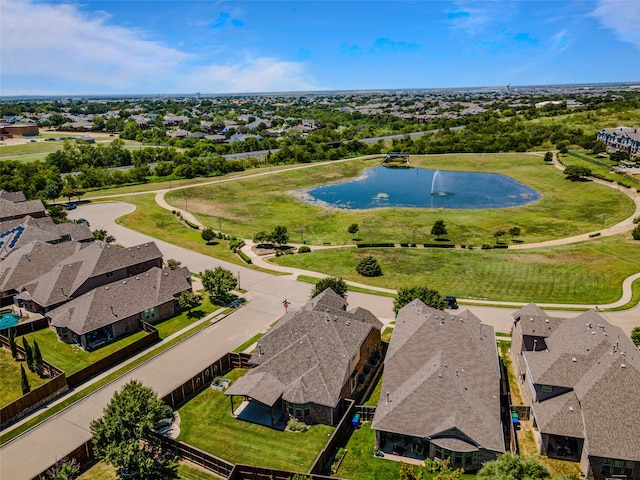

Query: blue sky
1;0;639;96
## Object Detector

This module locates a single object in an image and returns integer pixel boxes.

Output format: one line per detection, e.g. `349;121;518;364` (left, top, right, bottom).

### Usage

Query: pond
292;166;540;210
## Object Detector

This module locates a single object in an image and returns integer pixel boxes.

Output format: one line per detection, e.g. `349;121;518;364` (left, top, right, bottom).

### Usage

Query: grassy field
77;460;220;479
0;348;51;407
170;154;633;246
177;369;334;471
273;233;639;304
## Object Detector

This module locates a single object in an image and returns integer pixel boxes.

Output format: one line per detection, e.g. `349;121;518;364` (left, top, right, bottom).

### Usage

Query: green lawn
0;348;50;407
273;233;639;304
169;154;633;246
78;460;220;479
177;369;334;471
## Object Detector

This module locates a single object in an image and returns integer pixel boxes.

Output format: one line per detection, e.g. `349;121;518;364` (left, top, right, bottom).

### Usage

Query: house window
435;447;442;459
294;404;302;418
604;459;636;477
541;385;552;392
454;452;463;466
465;452;473;466
304;403;311;418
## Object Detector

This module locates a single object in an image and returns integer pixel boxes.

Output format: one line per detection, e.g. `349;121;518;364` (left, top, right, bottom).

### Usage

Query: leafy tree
356;255;383;277
631;326;640;346
509;226;521;241
92;116;106;131
494;229;507;244
632;224;640;241
33;339;44;375
610;150;630;162
46;457;80;480
8;327;17;360
90;380;176;480
394;286;446;315
591;140;606;154
424;458;464;480
178;290;202;312
166;259;181;270
93;229;116;244
47;205;67;224
543;151;553;162
202;267;237;304
253;231;271;244
399;463;421;480
348;223;359;240
60;187;86;203
478;453;550;480
310;276;348;299
271;225;289;246
564;165;591;181
22;337;34;371
20;364;31;395
43;183;62;203
201;227;216;244
431;220;447;239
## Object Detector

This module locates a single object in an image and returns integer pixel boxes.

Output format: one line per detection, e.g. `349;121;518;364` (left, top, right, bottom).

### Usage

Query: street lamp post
412;228;416;245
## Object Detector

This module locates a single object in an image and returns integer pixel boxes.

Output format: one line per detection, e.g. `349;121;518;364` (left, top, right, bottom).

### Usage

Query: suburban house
597;126;640;158
0;241;85;307
371;300;505;471
511;304;640;480
0;192;46;222
225;288;383;427
47;266;192;350
14;241;163;314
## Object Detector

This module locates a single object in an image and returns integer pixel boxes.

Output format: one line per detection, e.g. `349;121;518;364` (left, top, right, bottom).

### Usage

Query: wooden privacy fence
229;464;344;480
308;399;356;475
0;316;49;337
355;405;376;421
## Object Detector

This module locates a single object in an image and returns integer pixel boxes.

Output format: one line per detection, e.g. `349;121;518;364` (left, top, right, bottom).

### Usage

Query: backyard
76;460;218;480
177;368;334;471
0;347;50;407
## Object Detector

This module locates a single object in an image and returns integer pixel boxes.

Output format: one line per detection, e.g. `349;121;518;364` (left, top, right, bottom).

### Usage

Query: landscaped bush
237;250;252;264
423;243;455;248
298;245;311;253
287;418;308;432
481;244;493;249
589;232;601;238
229;238;244;251
185;219;199;230
633;216;640;224
356;255;382;277
493;244;509;249
356;243;395;248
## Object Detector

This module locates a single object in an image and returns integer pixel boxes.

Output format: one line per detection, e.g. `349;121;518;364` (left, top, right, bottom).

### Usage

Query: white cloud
0;0;318;95
592;0;640;50
447;1;517;35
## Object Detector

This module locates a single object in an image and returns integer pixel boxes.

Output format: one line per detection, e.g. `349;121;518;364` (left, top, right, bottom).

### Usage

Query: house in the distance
371;300;505;471
511;304;640;480
597;126;640;158
47;266;192;350
225;288;383;427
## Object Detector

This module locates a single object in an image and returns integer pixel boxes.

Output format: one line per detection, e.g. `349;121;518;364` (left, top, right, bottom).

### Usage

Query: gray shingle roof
371;299;504;454
225;288;382;408
47;266;191;335
0;190;27;202
0;197;45;221
519;309;640;461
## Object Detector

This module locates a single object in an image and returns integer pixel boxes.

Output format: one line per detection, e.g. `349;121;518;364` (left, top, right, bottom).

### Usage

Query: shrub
298;245;311;253
356;255;382;277
237;250;252;264
589;232;601;238
632;224;640;241
287;418;308;432
185;219;199;230
481;244;493;249
229;238;244;251
633;216;640;224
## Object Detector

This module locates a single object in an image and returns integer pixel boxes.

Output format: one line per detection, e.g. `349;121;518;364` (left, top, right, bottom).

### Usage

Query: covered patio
232;399;286;431
225;371;287;430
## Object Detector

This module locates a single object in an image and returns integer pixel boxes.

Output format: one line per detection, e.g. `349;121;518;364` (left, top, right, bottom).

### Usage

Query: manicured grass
78;460;220;479
498;340;522;405
337;422;476;480
177;369;334;471
153;294;218;339
232;332;263;353
169;154;633;246
607;278;640;312
0;141;66;158
22;328;147;375
297;274;395;298
0;348;50;407
363;373;383;407
273;234;640;304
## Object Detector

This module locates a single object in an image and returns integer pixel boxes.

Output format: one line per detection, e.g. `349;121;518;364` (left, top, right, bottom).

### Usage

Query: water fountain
430;170;453;197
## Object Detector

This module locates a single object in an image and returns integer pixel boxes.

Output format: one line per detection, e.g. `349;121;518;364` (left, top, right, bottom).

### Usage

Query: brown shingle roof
47;266;191;335
0;190;27;202
371;299;504;454
226;288;382;408
0;198;45;221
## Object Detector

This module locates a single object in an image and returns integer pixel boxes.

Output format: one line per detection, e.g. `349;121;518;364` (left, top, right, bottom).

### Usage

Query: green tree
165;259;181;270
8;327;17;360
563;165;591;181
424;458;464;480
478;453;550;480
60;187;86;203
591;140;606;154
46;457;80;480
90;380;176;480
610;150;630;162
310;276;348;299
92;116;106;131
348;223;359;240
47;205;68;224
631;326;640;346
271;225;289;246
22;337;34;371
399;463;421;480
632;224;640;241
43;183;62;204
202;267;237;304
543;151;553;162
394;286;445;315
509;226;521;241
494;229;507;244
356;255;383;277
431;220;447;239
93;229;116;243
20;364;31;395
201;227;216;244
178;290;202;312
253;231;271;244
33;339;44;375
